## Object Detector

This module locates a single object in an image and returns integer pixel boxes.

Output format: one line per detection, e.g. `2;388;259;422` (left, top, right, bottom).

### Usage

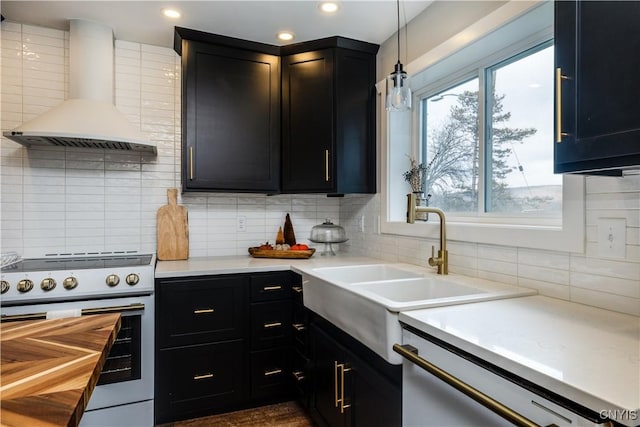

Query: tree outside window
418;42;560;216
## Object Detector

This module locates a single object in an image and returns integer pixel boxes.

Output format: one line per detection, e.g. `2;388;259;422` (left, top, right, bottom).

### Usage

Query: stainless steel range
1;252;156;427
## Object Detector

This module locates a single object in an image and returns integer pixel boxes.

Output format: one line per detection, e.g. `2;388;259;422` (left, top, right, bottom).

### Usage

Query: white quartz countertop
154;254;389;278
399;295;640;425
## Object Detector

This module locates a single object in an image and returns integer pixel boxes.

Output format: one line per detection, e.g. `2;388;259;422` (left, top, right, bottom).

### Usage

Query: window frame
379;1;585;253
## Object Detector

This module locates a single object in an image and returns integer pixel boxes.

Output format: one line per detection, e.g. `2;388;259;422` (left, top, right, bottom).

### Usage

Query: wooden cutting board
157;188;189;261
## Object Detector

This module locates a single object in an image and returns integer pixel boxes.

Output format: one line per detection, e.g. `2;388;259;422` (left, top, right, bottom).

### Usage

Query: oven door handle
0;303;145;323
393;344;553;427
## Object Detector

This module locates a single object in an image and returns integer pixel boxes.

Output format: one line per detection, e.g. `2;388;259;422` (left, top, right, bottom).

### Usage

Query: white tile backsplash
2;22;638;317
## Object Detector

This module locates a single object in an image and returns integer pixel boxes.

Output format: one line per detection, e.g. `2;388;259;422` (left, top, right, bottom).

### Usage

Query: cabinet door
350;351;401;427
311;323;351;427
334;49;376;194
555;1;640;174
182;40;280;191
282;49;335;192
156;275;247;348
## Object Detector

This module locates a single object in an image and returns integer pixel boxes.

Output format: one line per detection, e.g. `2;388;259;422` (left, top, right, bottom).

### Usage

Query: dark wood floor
157;401;315;427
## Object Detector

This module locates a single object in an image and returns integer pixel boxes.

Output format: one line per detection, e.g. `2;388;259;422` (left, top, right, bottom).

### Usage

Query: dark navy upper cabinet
175;28;281;193
281;38;379;194
554;1;640;175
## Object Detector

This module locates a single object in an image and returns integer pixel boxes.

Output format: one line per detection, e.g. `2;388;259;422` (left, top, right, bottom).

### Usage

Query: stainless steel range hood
3;19;157;154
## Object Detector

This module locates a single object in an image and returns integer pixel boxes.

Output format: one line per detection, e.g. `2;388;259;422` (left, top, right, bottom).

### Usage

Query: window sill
380;175;585;253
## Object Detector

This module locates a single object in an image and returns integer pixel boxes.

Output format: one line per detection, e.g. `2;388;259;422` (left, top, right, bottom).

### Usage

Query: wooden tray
248;247;315;259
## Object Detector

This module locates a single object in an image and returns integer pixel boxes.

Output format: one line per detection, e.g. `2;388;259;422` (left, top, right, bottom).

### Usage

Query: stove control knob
41;278;57;291
17;279;34;293
126;273;140;286
63;276;78;290
1;280;9;294
106;274;120;287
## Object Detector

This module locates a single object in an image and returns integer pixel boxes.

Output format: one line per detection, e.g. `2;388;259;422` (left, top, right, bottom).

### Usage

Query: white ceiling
1;1;433;48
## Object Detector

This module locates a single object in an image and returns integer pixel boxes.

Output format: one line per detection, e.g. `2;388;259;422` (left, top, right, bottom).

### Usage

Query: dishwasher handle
393;343;557;427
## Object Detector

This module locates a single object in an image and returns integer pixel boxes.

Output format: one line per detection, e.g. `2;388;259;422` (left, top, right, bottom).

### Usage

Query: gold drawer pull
325;149;330;181
264;368;282;377
292;323;306;332
264;321;282;329
292;286;302;293
194;308;214;314
194;373;213;380
555;67;571;143
263;285;282;291
292;371;306;382
189;146;194;180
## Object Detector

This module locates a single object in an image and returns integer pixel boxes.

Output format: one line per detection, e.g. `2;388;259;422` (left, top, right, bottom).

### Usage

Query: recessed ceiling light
162;8;181;19
277;31;295;42
319;2;339;13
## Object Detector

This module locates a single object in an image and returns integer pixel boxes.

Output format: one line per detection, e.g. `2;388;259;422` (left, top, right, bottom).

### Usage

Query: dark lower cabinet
156;270;399;426
155;271;299;424
554;0;640;174
310;317;402;427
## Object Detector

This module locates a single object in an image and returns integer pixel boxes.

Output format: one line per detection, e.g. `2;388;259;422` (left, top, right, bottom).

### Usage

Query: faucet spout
406;193;448;274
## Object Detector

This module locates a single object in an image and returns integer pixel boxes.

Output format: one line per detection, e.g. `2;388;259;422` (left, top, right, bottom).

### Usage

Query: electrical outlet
597;218;626;259
359;215;365;233
237;215;247;232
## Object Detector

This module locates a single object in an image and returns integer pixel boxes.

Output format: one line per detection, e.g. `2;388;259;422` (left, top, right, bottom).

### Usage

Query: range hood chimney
3;19;157;154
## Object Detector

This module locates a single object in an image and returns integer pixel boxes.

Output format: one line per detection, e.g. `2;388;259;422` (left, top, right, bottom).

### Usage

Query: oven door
0;294;154;414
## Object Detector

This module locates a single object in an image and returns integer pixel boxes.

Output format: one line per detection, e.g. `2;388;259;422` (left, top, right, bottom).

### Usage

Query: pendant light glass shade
386;61;411;111
386;0;411;112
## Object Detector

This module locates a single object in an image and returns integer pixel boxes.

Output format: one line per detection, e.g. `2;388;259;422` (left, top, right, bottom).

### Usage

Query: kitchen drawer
250;346;291;400
250;272;292;302
251;300;292;350
157;275;247;348
156;340;245;423
292;301;309;352
291;348;311;408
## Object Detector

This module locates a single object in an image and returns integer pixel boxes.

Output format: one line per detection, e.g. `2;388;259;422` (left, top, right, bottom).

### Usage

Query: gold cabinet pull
263;285;282;291
193;373;213;380
189;146;194;180
334;361;340;407
555;68;570;143
292;370;306;382
292;286;302;293
393;344;540;427
264;368;282;377
292;323;306;332
264;321;282;329
335;362;351;413
325;149;330;181
194;308;214;314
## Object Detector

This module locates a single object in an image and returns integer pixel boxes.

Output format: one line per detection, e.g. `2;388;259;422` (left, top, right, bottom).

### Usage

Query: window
380;1;585;253
419;42;559;217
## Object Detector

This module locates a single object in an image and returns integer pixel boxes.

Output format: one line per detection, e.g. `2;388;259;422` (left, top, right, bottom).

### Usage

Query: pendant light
386;0;411;112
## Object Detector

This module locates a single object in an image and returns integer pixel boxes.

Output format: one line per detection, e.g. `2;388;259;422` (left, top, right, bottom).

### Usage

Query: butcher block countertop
0;313;121;427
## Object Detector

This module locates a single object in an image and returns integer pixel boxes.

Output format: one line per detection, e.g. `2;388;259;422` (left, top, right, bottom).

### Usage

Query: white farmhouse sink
301;264;536;364
352;277;488;309
311;264;422;283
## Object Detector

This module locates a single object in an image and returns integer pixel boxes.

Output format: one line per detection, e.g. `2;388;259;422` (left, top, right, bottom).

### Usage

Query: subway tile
570;255;640;281
570;287;640;317
571;271;640;298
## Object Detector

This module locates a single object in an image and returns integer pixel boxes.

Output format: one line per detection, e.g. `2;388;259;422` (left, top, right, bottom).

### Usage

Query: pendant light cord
396;0;401;63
